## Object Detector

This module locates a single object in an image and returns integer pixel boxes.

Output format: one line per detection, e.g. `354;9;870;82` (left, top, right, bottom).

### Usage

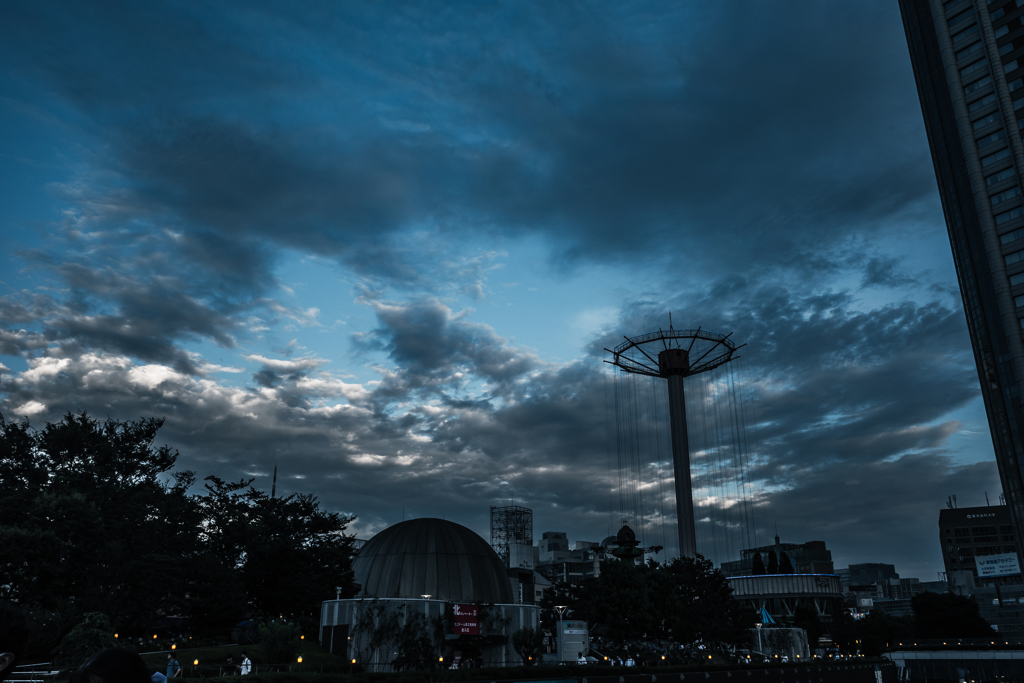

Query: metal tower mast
490;505;533;567
605;320;742;557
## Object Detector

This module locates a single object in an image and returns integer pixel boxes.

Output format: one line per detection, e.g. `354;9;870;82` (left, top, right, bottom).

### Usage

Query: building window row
950;7;976;27
1010;77;1023;91
979;129;1008;148
988;166;1017;185
997;24;1011;38
1001;226;1024;244
976;111;1002;130
1005;248;1024;265
963;58;990;79
996;205;1024;223
991;186;1021;204
960;40;985;62
955;23;981;44
984;147;1012;166
993;0;1024;23
1002;41;1016;56
972;93;999;112
1011;272;1024;286
968;75;995;95
1008;59;1020;73
1015;293;1024;306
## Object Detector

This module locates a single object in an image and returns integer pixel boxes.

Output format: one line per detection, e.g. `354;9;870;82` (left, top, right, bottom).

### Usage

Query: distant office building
720;536;834;577
939;505;1020;584
899;0;1024;566
976;584;1024;634
534;532;608;584
846;563;899;588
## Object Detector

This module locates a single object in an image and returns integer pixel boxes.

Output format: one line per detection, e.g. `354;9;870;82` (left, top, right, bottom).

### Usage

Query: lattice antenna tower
490;505;533;567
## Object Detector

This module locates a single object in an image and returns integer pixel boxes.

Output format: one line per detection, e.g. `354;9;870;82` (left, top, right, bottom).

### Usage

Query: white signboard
976;553;1021;577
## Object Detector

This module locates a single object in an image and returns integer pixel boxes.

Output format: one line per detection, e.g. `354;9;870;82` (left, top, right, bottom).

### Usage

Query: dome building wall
320;518;539;670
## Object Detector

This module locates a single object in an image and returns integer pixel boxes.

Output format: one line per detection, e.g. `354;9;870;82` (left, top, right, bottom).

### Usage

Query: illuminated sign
452;604;479;635
977;553;1021;577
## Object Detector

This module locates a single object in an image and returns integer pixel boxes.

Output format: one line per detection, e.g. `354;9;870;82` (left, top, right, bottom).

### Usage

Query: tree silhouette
912;592;994;638
779;551;795;574
751;552;766;575
767;549;779;574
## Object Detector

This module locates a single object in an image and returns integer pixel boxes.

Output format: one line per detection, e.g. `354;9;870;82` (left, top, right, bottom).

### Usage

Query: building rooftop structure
721;535;834;577
352;517;514;603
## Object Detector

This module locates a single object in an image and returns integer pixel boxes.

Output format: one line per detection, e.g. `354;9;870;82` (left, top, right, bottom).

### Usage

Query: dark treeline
0;412;357;660
537;554;755;658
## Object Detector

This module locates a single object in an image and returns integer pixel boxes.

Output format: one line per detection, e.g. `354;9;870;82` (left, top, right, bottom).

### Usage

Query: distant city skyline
0;1;1001;579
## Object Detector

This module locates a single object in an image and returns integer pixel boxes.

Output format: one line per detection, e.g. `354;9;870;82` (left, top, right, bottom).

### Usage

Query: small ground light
114;634;118;638
193;660;198;666
300;635;304;640
661;656;665;660
708;655;712;660
438;657;443;663
153;635;158;639
297;657;302;663
172;645;176;650
351;659;356;664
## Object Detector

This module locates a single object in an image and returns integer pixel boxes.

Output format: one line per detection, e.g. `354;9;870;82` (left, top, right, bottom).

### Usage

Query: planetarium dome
352;518;514;604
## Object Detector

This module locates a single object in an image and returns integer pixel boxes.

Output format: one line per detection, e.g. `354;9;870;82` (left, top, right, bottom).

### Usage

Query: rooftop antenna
947;495;953;509
1001;493;1007;505
986;491;991;506
271;465;277;498
953;494;957;508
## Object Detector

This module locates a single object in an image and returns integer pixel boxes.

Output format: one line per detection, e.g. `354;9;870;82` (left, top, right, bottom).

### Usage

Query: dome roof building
352;517;514;604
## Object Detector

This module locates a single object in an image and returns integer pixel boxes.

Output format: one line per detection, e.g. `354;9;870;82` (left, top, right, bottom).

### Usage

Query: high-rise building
900;0;1024;567
939;503;1020;582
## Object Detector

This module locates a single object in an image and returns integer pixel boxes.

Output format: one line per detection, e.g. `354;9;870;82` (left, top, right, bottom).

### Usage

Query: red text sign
452;603;479;635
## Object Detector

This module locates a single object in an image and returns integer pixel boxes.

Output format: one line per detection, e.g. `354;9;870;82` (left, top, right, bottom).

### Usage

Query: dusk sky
0;1;1000;580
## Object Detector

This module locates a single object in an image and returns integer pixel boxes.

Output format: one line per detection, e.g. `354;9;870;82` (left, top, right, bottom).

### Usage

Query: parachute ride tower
605;319;743;558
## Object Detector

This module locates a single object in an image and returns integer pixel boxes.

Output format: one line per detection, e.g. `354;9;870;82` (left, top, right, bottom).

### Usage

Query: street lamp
755;622;762;656
555;606;568;662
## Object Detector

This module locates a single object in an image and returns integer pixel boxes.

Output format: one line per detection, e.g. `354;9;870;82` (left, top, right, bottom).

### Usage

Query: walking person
239;653;251;676
166;655;181;678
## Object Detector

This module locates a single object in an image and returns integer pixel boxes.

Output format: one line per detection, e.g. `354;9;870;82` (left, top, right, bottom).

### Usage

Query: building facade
939;504;1020;582
900;0;1024;568
721;537;834;577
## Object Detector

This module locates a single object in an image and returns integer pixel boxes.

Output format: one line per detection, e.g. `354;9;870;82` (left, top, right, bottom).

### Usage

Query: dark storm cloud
766;455;1000;579
0;1;932;284
354;297;537;398
1;274;986;569
0;227;294;374
598;284;979;477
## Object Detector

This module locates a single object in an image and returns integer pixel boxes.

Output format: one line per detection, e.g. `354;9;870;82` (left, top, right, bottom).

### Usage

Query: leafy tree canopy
565;555;753;650
0;412;357;657
912;592;994;639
